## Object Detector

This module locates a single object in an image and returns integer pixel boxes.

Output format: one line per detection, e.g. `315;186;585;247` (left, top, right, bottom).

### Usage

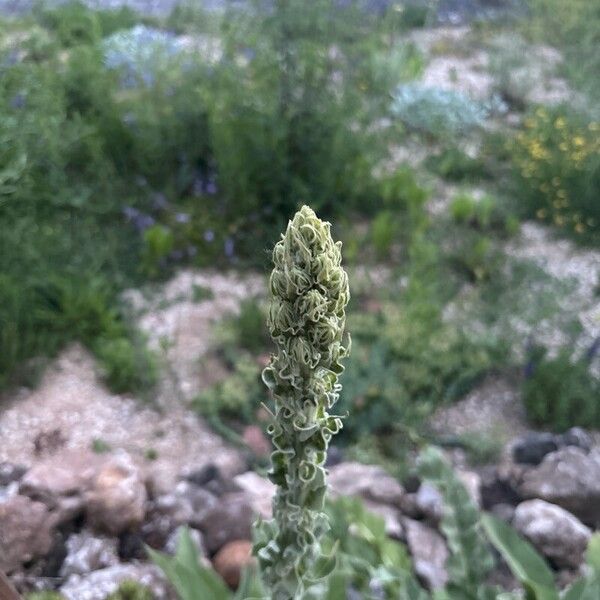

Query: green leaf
234;566;267;600
148;527;231;600
481;514;558;600
586;533;600;572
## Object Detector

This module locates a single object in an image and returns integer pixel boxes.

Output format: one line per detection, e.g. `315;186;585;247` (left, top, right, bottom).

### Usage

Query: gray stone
403;517;449;590
60;563;173;600
0;462;27;486
512;433;559;465
197;492;254;554
513;500;591;569
0;495;56;573
518;447;600;525
328;462;405;507
559;427;592;453
232;471;275;519
415;483;443;522
490;503;515;524
154;481;219;528
60;531;119;577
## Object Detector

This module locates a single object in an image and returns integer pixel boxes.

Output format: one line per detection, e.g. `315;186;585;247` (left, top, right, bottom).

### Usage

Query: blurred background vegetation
0;0;598;468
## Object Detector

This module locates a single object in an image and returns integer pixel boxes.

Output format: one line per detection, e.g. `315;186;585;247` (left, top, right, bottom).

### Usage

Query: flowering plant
253;206;350;599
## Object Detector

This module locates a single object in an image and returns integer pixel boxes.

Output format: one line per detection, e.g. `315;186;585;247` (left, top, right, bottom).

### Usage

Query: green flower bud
253;206;350;599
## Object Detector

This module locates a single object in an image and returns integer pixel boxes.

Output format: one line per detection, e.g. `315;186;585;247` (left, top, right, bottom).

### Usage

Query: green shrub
426;146;491;182
340;303;501;442
526;0;600;102
523;345;600;431
511;105;600;239
94;335;158;395
193;355;262;424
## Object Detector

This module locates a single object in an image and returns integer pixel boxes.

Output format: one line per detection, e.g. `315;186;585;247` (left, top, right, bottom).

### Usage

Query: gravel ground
0;270;266;494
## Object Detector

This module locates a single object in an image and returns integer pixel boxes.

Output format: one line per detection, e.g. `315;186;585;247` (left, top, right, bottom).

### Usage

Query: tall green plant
253;206;351;599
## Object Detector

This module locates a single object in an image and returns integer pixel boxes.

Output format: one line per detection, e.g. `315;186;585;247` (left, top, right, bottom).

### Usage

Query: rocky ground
1;10;599;598
0;262;598;597
1;417;600;596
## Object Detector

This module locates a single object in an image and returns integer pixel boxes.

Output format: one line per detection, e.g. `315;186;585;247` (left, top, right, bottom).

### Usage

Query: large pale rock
517;447;600;525
0;495;55;573
20;450;102;504
60;563;172;600
513;500;592;569
85;453;147;535
197;492;254;554
403;518;449;590
60;531;119;577
232;471;275;519
328;462;405;507
19;450;107;525
213;540;254;589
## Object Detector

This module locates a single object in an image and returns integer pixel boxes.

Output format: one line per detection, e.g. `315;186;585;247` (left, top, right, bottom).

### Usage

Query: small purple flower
123;206;140;221
241;47;256;62
523;358;535;379
204;229;215;243
175;212;190;224
187;245;197;257
192;176;205;197
152;193;169;211
224;237;235;258
10;93;26;110
205;180;218;195
133;213;155;231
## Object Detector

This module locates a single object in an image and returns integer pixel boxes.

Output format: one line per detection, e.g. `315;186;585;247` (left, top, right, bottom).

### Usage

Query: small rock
232;471;275;519
398;492;421;519
197;493;254;554
0;463;27;486
403;517;449;590
60;531;119;577
242;426;271;457
85;453;147;536
154;481;219;529
480;466;521;509
60;563;171;600
328;462;405;507
182;464;220;488
518;447;600;525
513;499;592;569
490;503;515;524
0;495;56;573
559;427;592;453
512;432;558;466
118;531;146;561
415;483;443;523
213;540;254;589
182;465;239;497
